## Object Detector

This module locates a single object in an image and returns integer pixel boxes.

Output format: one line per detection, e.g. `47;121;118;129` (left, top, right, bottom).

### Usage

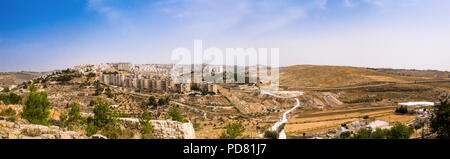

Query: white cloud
343;0;358;8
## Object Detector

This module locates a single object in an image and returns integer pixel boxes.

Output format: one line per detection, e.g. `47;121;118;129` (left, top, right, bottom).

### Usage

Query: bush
21;83;51;125
193;120;202;131
64;101;86;130
139;110;154;138
386;123;414;139
158;97;170;106
105;88;113;98
168;107;184;122
101;122;121;139
86;120;98;137
2;87;9;92
148;96;158;107
264;130;278;139
0;93;22;105
370;128;388;139
0;107;16;116
363;115;369;119
352;128;372;139
219;122;245;139
395;106;409;114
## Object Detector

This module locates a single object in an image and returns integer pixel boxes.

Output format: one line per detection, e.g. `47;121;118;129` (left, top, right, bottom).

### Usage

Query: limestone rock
120;118;196;139
91;134;108;139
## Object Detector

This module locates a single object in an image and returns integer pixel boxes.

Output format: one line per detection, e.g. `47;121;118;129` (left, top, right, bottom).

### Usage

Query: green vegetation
148;96;158;107
168;107;184;122
0;107;16;116
158;97;170;106
263;130;278;139
102;71;119;75
139;110;154;139
430;99;450;138
93;97;112;128
21;83;51;125
0;93;22;105
2;87;9;92
340;123;413;139
87;72;96;79
395;106;409;114
201;91;216;96
63;101;86;130
193;120;202;131
219;121;245;139
105;87;113;98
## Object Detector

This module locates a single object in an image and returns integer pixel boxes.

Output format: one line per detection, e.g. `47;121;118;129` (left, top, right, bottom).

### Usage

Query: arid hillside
279;65;446;90
0;72;45;88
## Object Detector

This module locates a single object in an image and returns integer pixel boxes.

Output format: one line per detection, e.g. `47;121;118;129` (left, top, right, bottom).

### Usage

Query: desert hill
0;72;45;88
279;65;446;90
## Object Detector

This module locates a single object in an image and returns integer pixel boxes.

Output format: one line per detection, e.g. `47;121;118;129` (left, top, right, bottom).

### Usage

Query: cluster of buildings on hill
100;73;218;93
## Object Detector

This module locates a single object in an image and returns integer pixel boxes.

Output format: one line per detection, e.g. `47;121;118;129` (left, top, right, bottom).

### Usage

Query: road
270;98;300;139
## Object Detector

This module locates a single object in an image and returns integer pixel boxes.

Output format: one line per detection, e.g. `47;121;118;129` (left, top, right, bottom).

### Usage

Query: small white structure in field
367;120;390;130
398;102;434;107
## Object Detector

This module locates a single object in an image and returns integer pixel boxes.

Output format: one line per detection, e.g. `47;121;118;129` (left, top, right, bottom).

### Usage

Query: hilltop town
0;63;449;139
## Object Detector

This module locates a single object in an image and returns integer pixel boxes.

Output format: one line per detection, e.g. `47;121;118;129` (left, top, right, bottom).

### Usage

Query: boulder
119;118;196;139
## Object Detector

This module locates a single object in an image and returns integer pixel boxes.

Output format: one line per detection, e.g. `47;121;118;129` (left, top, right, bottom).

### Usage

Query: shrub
352;128;372;139
193;120;202;131
395;106;409;114
65;101;86;130
158;97;170;106
0;107;16;116
219;121;245;139
370;128;388;139
148;96;158;107
386;123;414;139
264;130;278;139
86;120;98;137
363;115;369;119
0;93;22;105
2;87;9;92
101;122;121;139
21;83;51;125
105;88;113;98
139;110;154;138
168;107;184;122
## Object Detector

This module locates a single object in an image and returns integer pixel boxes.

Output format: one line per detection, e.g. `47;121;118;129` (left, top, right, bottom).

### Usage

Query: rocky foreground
0;116;195;139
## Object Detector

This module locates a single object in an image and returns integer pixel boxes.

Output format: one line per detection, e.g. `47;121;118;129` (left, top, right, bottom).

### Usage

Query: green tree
3;87;9;92
139;110;154;139
105;87;113;98
65;101;86;130
95;87;104;96
93;97;111;128
168;107;184;122
387;123;414;139
86;120;98;136
370;128;387;139
219;121;245;139
353;128;372;139
21;83;51;125
430;99;450;138
148;96;158;107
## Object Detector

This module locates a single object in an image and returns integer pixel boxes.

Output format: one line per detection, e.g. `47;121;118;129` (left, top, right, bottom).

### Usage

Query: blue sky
1;0;449;72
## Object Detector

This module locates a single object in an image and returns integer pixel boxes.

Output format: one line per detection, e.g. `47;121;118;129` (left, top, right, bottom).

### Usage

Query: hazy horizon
1;0;450;72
